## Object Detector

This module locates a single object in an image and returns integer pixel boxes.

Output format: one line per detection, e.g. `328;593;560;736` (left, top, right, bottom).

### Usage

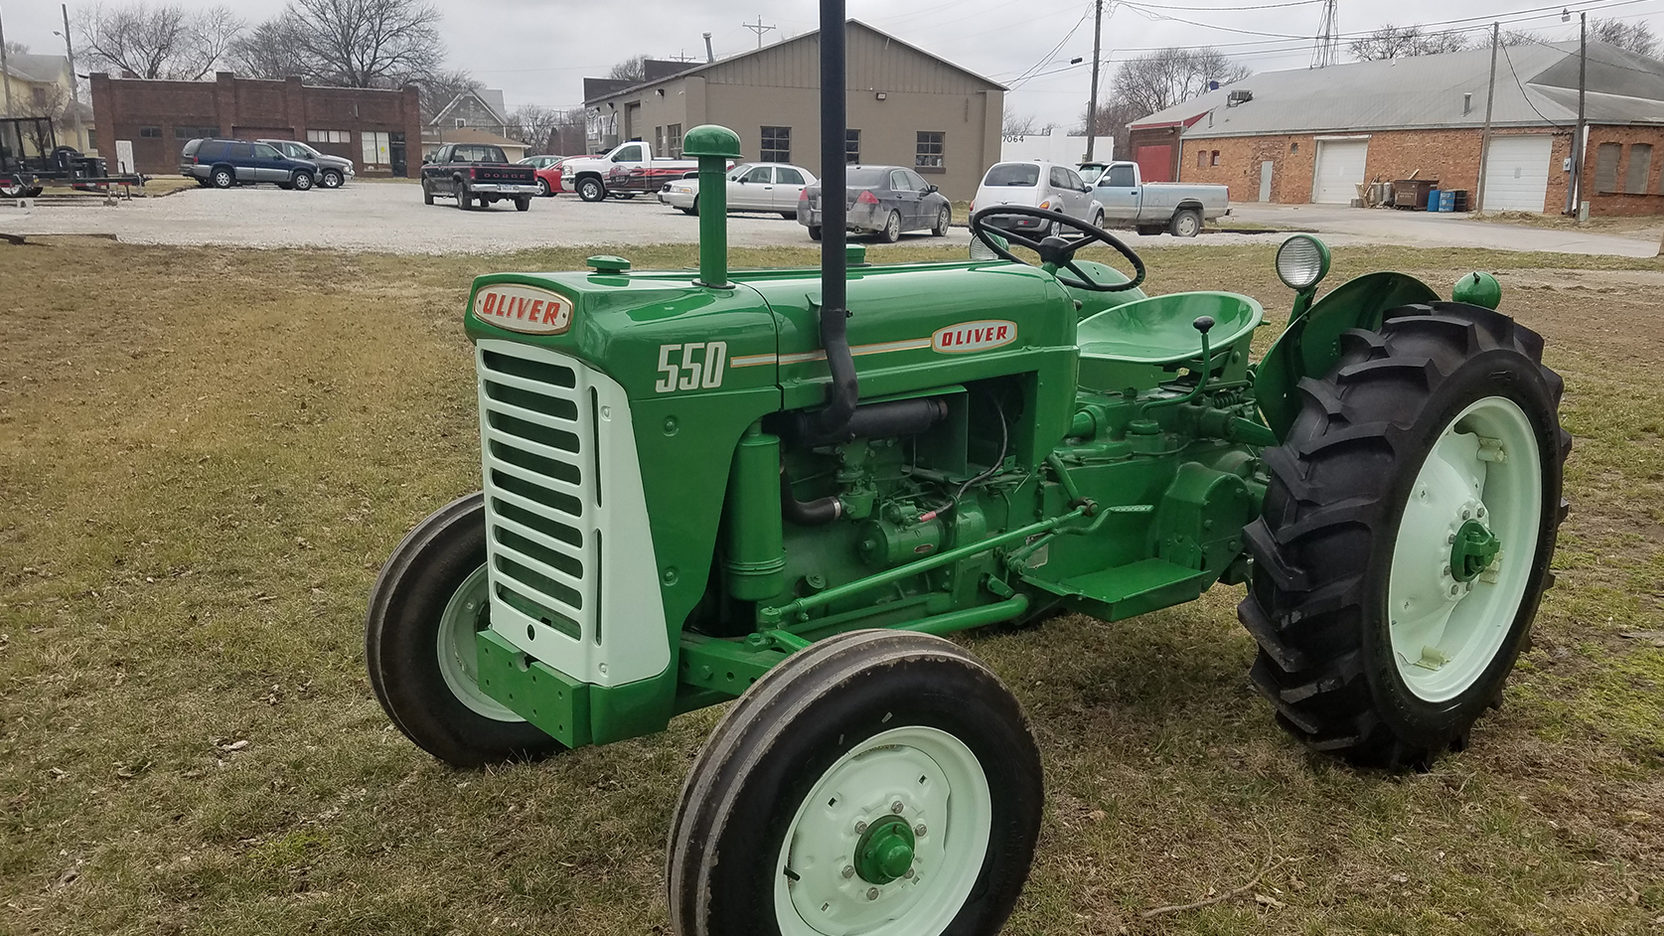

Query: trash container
1394;179;1438;210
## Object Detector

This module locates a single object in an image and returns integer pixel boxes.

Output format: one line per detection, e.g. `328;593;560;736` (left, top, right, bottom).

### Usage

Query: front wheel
667;630;1043;936
422;180;434;205
536;178;551;197
577;177;605;202
1240;302;1569;769
319;169;343;189
931;205;951;236
365;492;567;767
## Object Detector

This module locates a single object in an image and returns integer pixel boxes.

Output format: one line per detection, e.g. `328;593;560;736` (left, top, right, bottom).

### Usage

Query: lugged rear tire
1239;302;1569;769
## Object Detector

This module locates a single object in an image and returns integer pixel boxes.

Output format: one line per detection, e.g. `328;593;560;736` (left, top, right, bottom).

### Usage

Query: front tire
536;178;551;197
577;177;605;202
667;630;1042;936
932;205;951;236
320;169;343;189
1240;302;1569;769
365;492;567;767
422;180;434;205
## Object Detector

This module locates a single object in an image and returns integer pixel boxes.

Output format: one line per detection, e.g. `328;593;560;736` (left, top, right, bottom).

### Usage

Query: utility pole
1475;22;1500;212
59;4;82;149
1084;0;1103;160
1569;11;1588;217
1311;0;1339;68
742;15;777;49
0;3;13;118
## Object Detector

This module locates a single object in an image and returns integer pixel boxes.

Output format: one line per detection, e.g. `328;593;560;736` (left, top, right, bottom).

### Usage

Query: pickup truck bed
421;143;539;211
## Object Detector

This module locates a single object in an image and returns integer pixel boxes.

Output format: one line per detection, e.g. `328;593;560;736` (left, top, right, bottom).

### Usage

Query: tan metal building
582;20;1005;200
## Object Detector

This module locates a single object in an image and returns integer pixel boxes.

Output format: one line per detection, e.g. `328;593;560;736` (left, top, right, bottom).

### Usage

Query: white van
970;160;1102;236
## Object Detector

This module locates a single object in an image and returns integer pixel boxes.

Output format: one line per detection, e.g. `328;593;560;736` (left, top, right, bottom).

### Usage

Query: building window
1197;149;1207;168
1595;142;1622;194
455;117;466;128
32;87;47;106
1210;150;1220;167
1626;143;1652;194
667;123;683;158
362;131;391;166
139;126;161;138
846;129;861;163
655;126;665;154
86;129;97;151
760;126;790;163
915;131;944;169
174;125;217;140
307;129;350;144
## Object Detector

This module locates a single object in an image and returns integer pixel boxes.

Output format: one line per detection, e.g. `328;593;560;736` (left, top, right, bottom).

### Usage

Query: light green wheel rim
774;725;992;936
1388;396;1542;703
436;565;521;722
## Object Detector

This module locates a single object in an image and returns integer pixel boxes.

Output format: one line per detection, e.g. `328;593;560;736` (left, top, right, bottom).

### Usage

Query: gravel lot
0;180;1294;254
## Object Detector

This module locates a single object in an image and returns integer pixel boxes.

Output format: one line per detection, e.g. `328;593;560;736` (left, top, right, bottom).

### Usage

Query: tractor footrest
476;630;592;748
1020;559;1214;622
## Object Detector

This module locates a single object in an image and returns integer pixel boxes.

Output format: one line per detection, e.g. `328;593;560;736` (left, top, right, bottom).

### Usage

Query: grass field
1;238;1661;935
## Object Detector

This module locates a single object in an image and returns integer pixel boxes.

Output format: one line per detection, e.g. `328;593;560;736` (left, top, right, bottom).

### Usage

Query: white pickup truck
561;140;704;202
1090;161;1229;237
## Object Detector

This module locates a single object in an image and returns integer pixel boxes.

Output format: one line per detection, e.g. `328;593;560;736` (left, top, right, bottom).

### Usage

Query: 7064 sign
655;341;728;393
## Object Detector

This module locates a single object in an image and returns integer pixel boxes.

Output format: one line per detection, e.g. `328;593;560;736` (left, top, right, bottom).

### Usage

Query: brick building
581;20;1005;201
89;72;424;177
419;87;529;161
1129;41;1664;216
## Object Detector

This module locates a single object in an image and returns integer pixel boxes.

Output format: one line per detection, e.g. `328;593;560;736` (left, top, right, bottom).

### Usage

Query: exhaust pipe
809;0;859;439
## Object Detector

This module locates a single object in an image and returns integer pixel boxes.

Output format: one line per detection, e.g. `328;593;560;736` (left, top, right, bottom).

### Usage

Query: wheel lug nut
842;865;855;879
914;823;927;837
1461;508;1471;520
891;801;904;814
854;821;867;835
903;868;915;879
1442;564;1452;578
866;887;880;901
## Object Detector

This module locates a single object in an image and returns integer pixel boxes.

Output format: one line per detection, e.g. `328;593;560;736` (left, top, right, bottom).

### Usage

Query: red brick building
1129;41;1664;216
89;72;424;177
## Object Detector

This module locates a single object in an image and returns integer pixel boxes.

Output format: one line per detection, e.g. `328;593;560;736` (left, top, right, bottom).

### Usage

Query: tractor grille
473;339;669;688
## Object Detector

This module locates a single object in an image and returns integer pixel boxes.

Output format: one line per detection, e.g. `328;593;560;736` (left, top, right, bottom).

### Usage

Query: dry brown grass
0;240;1660;935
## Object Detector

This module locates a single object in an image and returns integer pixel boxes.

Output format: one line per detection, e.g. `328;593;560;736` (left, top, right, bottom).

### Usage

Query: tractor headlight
1276;234;1331;291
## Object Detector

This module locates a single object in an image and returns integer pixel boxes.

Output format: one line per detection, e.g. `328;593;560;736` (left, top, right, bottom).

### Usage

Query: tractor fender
1255;271;1441;439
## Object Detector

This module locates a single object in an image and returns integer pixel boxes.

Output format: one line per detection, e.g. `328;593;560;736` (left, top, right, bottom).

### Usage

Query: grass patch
1;240;1661;935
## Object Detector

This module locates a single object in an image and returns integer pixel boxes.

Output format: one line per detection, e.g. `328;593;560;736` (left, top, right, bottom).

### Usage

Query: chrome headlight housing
1276;234;1331;290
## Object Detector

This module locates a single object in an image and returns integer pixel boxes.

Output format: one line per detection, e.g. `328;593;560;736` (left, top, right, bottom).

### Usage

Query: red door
1135;145;1173;182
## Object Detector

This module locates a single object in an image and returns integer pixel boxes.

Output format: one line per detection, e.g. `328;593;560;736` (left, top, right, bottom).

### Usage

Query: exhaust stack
809;0;860;438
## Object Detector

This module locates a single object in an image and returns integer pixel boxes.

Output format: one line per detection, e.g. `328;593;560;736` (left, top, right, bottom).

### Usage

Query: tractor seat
1076;291;1264;365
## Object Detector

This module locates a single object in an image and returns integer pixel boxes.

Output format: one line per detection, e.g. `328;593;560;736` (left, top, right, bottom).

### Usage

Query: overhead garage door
1482;135;1552;212
1312;138;1369;204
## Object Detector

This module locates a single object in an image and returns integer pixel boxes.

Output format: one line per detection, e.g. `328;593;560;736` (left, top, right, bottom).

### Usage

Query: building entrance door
1259;160;1274;201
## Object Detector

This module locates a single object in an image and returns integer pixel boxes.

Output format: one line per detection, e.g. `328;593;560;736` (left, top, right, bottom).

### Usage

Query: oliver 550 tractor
365;11;1567;935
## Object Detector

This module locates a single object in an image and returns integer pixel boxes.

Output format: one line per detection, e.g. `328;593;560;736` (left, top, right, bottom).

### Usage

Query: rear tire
877;209;902;243
807;225;822;241
211;167;234;189
422;180;434;205
667;630;1042;936
515;197;531;211
292;171;314;191
1134;223;1162;236
1170;207;1201;237
1240;302;1569;769
455;184;471;209
366;493;567;768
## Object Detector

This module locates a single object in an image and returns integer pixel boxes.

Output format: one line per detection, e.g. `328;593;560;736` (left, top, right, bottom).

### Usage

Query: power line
741;15;777;48
1006;0;1097;87
1312;0;1340;67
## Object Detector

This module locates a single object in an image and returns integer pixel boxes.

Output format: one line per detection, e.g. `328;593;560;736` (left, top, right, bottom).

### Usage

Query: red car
518;155;569;197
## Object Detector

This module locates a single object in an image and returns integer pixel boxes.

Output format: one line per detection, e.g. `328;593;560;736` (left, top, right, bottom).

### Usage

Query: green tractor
364;11;1568;934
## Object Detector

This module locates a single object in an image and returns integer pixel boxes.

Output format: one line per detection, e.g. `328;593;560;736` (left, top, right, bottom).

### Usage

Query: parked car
970;160;1100;236
1090;161;1229;237
421;143;539;211
258;138;355;189
797;165;952;242
180;138;319;190
659;162;817;217
561;140;703;201
518;155;568;197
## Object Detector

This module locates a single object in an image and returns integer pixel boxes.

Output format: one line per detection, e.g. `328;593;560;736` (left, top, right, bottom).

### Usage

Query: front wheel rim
436;566;521;721
1387;396;1542;702
773;725;992;936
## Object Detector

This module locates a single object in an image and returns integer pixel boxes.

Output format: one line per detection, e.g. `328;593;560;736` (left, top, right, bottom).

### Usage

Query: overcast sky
6;0;1664;127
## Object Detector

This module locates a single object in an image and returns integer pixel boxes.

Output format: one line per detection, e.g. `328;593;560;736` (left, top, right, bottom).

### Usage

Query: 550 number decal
655;341;728;393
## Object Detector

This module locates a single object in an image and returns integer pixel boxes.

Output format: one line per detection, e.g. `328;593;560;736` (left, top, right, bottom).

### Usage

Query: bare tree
4;41;28;57
1080;98;1145;161
1109;47;1250;119
1590;17;1657;57
275;0;443;88
78;2;243;80
1002;112;1051;137
226;18;309;80
1348;24;1470;61
507;105;567;153
609;55;648;83
417;68;482;122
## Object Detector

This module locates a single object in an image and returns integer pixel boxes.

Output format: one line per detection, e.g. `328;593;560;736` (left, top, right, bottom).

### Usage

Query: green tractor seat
1076;291;1264;390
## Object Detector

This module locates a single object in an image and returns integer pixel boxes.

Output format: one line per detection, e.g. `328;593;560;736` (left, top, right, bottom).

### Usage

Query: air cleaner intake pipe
809;0;860;439
682;124;743;288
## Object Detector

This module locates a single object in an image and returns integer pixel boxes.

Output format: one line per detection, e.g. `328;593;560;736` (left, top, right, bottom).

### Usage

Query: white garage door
1312;139;1369;204
1483;135;1552;212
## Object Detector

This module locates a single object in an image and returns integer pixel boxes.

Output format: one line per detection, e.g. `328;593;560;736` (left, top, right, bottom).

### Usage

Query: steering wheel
969;205;1146;293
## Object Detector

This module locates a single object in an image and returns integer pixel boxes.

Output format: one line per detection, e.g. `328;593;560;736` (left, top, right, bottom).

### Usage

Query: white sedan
659;162;818;218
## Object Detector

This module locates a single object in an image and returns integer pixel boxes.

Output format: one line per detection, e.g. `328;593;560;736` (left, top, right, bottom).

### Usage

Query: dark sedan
797;165;952;242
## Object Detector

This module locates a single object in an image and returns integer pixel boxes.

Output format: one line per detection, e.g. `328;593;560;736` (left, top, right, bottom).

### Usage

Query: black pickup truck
421;143;539;211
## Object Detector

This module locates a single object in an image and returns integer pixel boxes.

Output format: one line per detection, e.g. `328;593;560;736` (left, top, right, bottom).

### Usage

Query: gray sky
7;0;1664;128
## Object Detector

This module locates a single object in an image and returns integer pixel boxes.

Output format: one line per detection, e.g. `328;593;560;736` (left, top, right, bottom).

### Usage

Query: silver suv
259;139;356;189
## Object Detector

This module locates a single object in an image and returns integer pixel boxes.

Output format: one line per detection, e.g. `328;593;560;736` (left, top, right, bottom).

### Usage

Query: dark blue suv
180;138;319;190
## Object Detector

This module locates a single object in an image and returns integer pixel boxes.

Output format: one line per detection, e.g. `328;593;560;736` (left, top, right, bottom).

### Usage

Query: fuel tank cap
587;255;631;274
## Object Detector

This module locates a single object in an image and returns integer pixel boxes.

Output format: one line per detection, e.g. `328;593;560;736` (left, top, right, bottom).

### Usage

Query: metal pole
819;0;846;328
0;3;14;117
61;4;82;149
1570;11;1587;217
1475;22;1499;212
1084;0;1102;161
